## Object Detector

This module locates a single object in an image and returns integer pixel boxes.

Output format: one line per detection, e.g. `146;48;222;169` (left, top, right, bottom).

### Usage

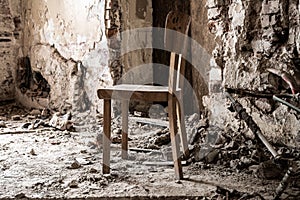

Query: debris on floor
49;112;74;131
0;102;300;199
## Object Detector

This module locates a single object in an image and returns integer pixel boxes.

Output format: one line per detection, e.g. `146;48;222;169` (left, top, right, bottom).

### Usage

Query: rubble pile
105;109;300;184
1;102;300;199
0;102;77;133
205;0;300;148
192;127;300;181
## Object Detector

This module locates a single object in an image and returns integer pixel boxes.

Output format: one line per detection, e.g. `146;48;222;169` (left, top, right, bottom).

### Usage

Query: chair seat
98;84;181;101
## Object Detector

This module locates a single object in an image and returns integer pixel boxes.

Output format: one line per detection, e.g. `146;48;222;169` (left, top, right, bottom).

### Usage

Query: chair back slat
165;11;191;52
164;11;191;94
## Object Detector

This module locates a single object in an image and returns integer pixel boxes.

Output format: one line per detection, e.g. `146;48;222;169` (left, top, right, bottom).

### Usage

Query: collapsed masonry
205;0;300;147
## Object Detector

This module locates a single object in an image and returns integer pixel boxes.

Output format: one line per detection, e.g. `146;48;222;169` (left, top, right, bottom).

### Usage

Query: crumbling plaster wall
0;0;22;101
105;0;153;85
205;0;300;146
191;0;216;110
21;0;112;114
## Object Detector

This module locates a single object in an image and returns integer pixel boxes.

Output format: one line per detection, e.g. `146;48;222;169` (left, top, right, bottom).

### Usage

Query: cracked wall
205;0;300;146
21;0;112;114
0;0;22;101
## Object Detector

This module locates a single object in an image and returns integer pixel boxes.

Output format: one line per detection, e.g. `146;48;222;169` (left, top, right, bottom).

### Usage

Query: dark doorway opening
152;0;191;86
152;0;196;114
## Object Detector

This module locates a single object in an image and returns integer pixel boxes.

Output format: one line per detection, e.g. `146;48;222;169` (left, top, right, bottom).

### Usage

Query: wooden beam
143;161;187;166
131;117;168;127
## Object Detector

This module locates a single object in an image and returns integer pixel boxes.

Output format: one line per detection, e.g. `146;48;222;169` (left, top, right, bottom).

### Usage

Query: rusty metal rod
273;95;300;113
225;92;279;158
225;87;294;99
254;129;279;159
274;167;293;200
224;92;300;199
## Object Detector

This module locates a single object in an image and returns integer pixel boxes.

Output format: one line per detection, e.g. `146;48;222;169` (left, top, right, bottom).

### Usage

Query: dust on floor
0;103;299;199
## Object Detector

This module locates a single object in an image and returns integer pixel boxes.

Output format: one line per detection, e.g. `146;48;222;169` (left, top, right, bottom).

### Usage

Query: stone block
261;15;270;28
206;0;225;8
262;28;279;43
207;7;222;20
209;67;222;81
261;40;272;53
209;80;222;93
228;2;244;18
270;15;278;26
251;39;264;54
262;0;280;14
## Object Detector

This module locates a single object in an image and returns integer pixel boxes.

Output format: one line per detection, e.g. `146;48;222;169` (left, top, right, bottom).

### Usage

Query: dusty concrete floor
0;103;299;199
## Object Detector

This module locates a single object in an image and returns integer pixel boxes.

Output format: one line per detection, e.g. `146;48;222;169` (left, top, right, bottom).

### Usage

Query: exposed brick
261;15;270;28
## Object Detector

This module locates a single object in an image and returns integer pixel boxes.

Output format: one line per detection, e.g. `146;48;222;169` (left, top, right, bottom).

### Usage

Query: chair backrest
164;11;191;93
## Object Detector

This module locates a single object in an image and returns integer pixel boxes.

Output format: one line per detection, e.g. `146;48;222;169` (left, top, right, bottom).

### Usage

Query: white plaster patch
209;67;222;81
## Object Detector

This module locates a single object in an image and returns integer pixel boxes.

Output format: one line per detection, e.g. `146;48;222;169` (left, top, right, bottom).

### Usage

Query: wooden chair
97;11;191;180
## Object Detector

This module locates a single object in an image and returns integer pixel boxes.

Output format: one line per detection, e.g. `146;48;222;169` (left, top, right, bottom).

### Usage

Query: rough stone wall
206;0;300;146
191;0;216;110
21;0;112;114
106;0;123;85
0;0;22;101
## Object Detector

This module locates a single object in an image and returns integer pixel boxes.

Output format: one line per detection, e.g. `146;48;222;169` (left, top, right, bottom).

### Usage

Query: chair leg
121;100;129;159
103;99;111;174
168;94;183;180
176;98;190;159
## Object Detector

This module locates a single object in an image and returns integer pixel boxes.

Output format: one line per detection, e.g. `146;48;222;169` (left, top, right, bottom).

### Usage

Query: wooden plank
129;148;161;154
97;88;169;102
168;52;177;94
103;99;111;174
129;91;168;101
168;93;183;180
131;116;168;127
0;128;55;135
164;11;191;53
143;160;187;166
121;100;129;159
113;84;169;91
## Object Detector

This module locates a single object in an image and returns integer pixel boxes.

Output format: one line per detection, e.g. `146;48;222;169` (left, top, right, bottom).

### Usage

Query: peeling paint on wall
20;0;112;114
